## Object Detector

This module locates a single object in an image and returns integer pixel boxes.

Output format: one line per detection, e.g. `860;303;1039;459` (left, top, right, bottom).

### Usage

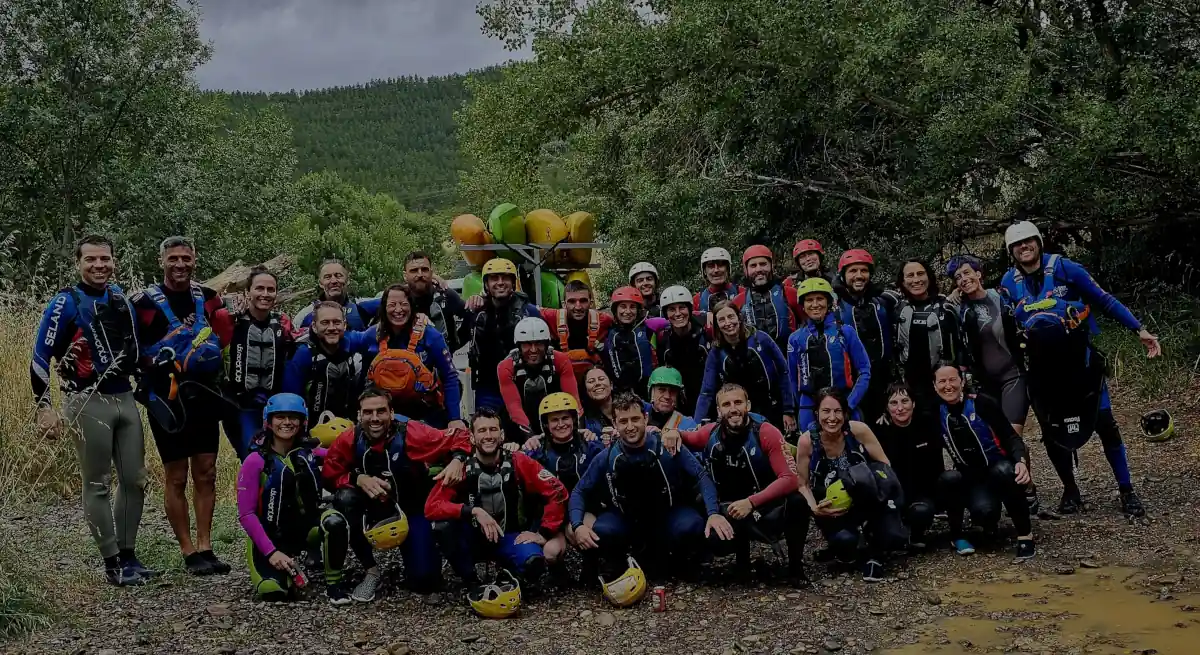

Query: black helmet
1140;409;1174;442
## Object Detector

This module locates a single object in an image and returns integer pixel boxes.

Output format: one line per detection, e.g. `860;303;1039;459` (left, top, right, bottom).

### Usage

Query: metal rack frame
459;241;606;305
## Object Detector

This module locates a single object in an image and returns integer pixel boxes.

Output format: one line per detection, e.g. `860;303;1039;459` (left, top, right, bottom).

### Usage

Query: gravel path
5;393;1198;655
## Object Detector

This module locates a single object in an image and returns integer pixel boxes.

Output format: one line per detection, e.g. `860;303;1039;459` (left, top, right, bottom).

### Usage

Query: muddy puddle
888;567;1197;654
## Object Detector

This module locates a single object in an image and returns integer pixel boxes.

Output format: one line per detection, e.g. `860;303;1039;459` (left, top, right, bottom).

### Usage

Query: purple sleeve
237;453;277;557
645;317;669;332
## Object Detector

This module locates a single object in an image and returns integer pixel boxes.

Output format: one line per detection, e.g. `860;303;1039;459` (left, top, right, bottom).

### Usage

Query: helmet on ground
700;247;732;268
611;286;645;307
793;239;824;259
838;249;874;274
824;479;853;511
514;317;552;344
1004;221;1043;252
309;411;355;447
659;285;692;309
599;556;648;608
628;262;659;283
741;245;774;268
1140;409;1174;442
469;569;522;619
482;258;519;280
263;393;307;426
364;507;409;550
796;277;835;301
539;392;580;419
647;366;685;390
945;254;983;278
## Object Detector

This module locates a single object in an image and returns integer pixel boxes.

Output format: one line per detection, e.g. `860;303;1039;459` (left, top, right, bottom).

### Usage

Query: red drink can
292;570;308;588
651;586;666;612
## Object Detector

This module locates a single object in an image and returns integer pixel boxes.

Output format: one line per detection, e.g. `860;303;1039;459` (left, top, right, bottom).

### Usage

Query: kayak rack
459;242;606;306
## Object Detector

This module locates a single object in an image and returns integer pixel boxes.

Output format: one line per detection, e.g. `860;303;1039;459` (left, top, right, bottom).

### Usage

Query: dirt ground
5;390;1199;655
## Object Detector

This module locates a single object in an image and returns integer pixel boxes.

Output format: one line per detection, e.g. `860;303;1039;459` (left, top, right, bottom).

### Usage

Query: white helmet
700;247;731;268
659;285;692;309
628;262;658;283
514;317;552;344
1004;221;1042;251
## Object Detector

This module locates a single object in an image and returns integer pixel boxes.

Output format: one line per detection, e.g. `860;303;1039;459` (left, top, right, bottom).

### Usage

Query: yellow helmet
796;277;835;301
482;258;518;279
824;479;853;511
310;411;354;448
538;392;579;418
600;556;648;608
469;569;522;619
364;507;409;551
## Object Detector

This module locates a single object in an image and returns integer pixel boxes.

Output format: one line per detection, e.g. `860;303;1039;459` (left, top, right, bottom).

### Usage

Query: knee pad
521;554;546;581
906;501;935;527
828;529;859;554
989;460;1016;483
321;510;348;536
938;469;964;487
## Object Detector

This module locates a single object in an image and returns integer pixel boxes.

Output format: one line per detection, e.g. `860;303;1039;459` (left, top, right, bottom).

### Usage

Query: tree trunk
202;253;293;294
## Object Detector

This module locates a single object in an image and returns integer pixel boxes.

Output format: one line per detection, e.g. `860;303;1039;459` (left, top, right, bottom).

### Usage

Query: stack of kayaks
451;205;597;309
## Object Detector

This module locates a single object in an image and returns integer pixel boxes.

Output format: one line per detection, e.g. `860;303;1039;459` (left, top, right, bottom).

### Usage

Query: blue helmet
263;393;308;425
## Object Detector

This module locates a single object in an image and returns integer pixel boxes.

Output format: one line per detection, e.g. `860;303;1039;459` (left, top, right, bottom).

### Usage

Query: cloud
193;0;527;91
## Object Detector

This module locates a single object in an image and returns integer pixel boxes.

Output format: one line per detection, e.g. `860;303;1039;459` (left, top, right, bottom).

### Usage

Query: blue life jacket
1002;254;1092;340
835;292;892;365
938;396;1007;469
62;285;140;385
808;429;868;496
698;282;741;313
789;314;856;396
257;446;322;539
740;283;792;347
536;433;604;491
601;322;656;394
603;434;682;515
141;283;223;375
351;420;429;511
702;418;774;500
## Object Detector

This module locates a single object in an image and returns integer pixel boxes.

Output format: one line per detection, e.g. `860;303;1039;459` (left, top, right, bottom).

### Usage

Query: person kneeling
663;384;810;587
932;364;1036;560
321;387;473;604
570;393;733;591
795;389;909;583
428;407;570;593
237;393;351;604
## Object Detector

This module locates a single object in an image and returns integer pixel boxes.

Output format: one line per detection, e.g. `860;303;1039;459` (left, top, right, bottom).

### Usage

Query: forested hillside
220;71;498;211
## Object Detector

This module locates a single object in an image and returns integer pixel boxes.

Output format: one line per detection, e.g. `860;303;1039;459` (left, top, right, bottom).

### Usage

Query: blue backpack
141;283;223;375
1012;255;1091;345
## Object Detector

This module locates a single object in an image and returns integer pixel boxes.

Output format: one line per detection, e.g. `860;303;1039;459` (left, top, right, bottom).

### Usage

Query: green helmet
648;367;684;390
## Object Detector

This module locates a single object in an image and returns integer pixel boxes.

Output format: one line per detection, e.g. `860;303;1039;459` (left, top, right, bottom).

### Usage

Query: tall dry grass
0;309;240;640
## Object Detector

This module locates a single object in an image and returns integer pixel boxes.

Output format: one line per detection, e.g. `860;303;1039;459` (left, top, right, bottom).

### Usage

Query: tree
286;171;449;295
464;0;1200;293
0;0;213;282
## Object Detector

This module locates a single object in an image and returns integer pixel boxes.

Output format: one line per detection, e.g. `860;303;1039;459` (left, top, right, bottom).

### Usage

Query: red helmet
610;286;645;307
838;249;875;273
792;239;824;260
741;245;774;268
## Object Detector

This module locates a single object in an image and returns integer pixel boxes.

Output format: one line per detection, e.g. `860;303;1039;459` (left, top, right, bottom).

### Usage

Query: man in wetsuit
403;250;471;353
294;259;380;334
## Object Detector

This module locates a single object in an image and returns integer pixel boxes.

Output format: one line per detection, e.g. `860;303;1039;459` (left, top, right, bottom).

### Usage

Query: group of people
31;223;1162;616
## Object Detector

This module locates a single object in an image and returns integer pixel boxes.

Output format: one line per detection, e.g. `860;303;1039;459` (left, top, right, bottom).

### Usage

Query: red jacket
321;420;471;491
425;451;569;537
496;350;581;429
679;421;799;508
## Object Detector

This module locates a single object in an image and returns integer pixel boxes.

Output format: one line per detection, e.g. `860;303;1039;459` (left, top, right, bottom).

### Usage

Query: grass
0;310;241;642
0;306;1196;641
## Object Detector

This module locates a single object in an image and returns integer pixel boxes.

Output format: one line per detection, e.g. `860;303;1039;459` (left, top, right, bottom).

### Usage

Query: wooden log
203;253;293;294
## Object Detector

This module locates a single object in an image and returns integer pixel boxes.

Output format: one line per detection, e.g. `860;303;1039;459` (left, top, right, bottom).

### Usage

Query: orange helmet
741;245;774;269
838;249;875;273
610;286;645;307
793;239;824;260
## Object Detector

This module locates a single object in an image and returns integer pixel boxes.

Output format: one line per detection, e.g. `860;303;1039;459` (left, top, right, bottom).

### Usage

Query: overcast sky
194;0;526;92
